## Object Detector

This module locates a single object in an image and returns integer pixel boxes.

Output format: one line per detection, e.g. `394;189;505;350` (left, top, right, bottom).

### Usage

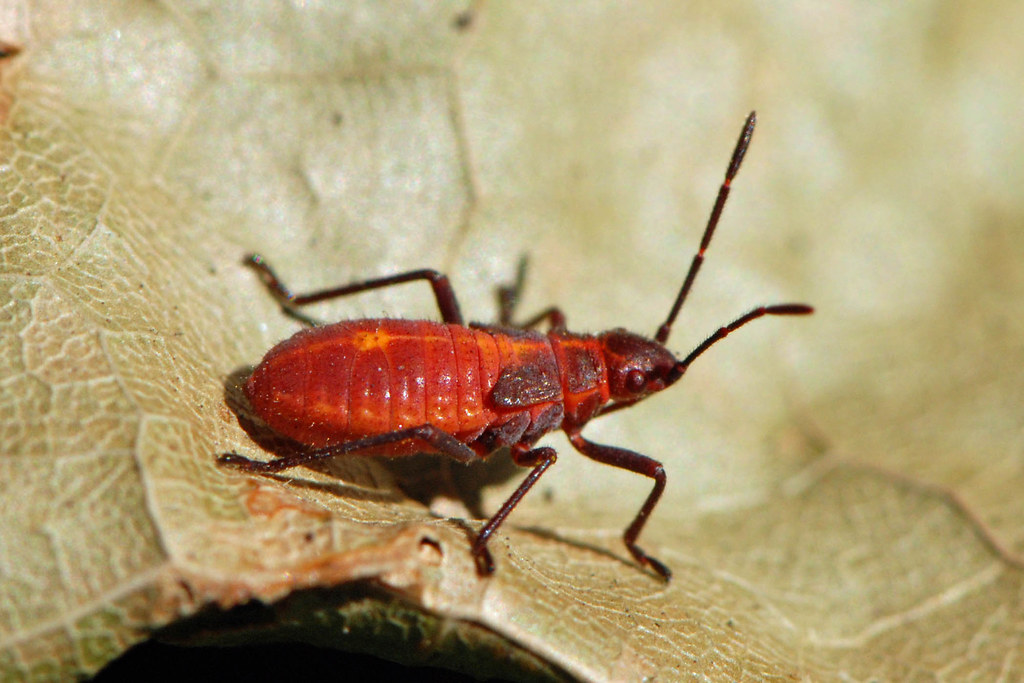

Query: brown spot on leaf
244;485;331;519
0;41;20;124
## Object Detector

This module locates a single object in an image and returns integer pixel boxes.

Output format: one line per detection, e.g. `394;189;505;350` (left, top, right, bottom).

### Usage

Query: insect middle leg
471;444;557;574
245;253;464;326
496;256;566;331
566;431;671;580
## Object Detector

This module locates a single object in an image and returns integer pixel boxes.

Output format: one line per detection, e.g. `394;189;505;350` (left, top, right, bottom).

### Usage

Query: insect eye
626;370;646;393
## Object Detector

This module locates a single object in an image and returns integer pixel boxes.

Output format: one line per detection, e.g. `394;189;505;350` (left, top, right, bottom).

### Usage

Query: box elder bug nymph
219;111;812;580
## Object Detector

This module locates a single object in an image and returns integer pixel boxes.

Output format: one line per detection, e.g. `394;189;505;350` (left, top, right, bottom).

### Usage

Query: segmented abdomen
245;319;561;452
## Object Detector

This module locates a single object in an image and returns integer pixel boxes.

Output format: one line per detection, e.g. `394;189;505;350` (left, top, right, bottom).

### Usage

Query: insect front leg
471;444;557;575
245;253;465;325
496;255;566;331
566;431;671;580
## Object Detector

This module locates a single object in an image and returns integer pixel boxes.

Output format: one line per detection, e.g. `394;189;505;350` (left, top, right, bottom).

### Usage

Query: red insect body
246;320;575;455
220;112;812;580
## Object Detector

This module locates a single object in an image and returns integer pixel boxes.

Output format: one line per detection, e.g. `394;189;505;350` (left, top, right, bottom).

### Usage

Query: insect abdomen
245;319;563;452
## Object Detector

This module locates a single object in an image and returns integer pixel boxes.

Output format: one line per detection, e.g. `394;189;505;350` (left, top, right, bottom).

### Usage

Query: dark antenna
655;111;757;345
654;111;813;385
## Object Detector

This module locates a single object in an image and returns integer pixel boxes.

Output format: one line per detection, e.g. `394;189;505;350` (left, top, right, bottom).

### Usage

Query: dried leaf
2;2;1023;680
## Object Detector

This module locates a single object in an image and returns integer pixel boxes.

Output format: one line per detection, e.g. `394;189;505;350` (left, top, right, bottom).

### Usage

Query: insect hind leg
245;253;465;325
220;428;556;577
219;424;478;474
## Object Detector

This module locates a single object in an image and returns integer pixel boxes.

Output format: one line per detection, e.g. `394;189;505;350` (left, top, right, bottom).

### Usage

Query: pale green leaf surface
2;2;1023;680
